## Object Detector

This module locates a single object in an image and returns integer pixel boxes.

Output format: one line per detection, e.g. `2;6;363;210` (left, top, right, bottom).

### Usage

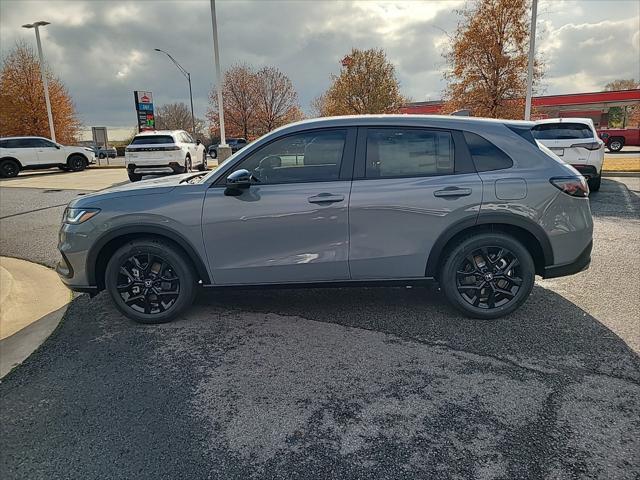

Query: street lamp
154;48;196;137
22;21;55;142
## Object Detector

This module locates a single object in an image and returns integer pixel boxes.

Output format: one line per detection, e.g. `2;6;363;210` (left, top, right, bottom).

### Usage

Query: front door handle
434;187;472;198
308;193;345;204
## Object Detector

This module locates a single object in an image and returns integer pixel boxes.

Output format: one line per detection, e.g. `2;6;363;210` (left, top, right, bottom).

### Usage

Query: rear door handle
434;187;472;198
308;193;345;204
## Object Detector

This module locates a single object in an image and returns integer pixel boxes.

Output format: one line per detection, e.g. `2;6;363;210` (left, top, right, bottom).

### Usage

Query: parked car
57;115;593;324
597;127;640;152
208;137;248;158
0;136;95;178
532;118;604;191
91;146;117;159
124;130;207;182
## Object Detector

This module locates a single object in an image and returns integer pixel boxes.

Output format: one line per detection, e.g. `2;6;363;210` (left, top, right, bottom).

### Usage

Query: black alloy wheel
0;159;20;178
456;247;522;310
116;253;181;315
105;239;196;323
440;233;535;319
185;156;192;173
68;155;86;171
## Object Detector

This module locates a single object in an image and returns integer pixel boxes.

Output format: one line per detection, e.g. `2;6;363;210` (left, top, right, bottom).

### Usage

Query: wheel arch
88;225;211;290
67;152;89;164
425;215;554;279
0;156;23;167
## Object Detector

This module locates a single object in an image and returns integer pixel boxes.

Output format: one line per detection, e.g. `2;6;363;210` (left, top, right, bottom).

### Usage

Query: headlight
63;207;100;224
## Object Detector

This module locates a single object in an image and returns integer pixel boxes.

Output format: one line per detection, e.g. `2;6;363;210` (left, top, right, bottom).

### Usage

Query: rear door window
130;135;174;145
531;123;593;140
365;128;454;178
463;132;513;172
4;138;40;148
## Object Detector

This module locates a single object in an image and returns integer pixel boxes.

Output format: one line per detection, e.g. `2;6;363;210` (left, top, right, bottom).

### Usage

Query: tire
608;138;624;152
105;239;196;324
99;153;106;159
198;151;208;171
58;166;70;171
67;155;86;172
210;149;217;159
588;175;601;192
128;171;143;182
184;156;192;173
0;159;20;178
440;233;535;319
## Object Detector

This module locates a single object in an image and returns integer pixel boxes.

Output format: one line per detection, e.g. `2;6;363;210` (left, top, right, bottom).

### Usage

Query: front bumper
542;240;592;279
127;162;184;175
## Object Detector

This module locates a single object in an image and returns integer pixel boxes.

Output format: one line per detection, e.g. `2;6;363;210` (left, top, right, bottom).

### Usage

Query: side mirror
226;169;252;190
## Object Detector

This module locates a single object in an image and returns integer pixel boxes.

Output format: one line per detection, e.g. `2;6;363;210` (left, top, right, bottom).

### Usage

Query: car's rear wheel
105;239;196;324
588;175;601;192
209;149;217;159
67;155;86;172
128;171;143;182
99;152;106;159
184;156;192;173
440;233;535;319
608;138;624;152
0;159;20;178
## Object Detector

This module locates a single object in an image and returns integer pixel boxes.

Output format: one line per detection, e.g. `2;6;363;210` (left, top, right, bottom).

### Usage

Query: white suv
0;136;95;178
532;118;604;191
125;130;207;182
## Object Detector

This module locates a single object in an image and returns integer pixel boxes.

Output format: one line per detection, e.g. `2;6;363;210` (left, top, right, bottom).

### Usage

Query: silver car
56;115;593;324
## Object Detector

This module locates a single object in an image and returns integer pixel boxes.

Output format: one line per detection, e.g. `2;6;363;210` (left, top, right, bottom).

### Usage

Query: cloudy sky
1;0;639;139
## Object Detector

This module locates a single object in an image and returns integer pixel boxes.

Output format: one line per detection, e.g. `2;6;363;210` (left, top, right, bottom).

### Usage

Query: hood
69;172;199;207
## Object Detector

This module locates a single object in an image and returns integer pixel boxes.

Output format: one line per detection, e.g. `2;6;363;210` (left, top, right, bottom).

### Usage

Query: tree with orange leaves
0;41;81;143
443;0;543;119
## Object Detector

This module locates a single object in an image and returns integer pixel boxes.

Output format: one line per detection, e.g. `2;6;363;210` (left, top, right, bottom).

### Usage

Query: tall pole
210;0;227;147
23;22;55;142
524;0;538;121
187;73;196;137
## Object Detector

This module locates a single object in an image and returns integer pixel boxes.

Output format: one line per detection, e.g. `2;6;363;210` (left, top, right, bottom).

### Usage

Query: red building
400;89;640;127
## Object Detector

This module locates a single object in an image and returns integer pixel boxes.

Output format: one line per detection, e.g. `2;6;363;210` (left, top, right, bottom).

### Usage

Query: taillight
550;177;589;197
569;141;602;150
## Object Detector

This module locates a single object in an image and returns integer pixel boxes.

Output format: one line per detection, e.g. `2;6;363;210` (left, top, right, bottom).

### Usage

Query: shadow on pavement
0;284;638;479
589;177;639;219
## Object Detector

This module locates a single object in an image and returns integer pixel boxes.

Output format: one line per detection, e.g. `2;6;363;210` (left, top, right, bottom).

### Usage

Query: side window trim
353;126;472;180
211;127;357;187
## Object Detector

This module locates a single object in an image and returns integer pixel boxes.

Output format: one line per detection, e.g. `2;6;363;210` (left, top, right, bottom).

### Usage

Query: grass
602;156;640;172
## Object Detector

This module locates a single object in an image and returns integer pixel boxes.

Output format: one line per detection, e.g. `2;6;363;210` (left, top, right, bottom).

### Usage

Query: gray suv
57;116;593;324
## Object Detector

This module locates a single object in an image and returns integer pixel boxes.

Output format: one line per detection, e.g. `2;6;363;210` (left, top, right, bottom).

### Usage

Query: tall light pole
154;48;196;137
22;21;55;142
524;0;538;121
210;0;228;150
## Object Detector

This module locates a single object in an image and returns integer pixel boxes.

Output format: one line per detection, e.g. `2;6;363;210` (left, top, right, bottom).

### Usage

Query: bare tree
207;64;256;139
253;66;303;132
155;102;206;138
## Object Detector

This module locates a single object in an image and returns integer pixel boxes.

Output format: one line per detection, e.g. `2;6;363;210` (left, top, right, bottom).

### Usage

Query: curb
0;257;71;378
602;171;640;177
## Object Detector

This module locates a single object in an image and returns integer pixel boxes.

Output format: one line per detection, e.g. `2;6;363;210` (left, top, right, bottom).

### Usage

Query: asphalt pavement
0;173;638;479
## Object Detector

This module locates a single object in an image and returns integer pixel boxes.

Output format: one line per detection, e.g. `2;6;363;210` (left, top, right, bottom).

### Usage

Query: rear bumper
127;163;184;175
542;240;592;279
571;164;599;179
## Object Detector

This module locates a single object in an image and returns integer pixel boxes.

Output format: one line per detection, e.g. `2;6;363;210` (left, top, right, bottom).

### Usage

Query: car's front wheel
198;151;208;171
440;233;535;319
105;239;196;324
67;155;86;172
128;171;143;182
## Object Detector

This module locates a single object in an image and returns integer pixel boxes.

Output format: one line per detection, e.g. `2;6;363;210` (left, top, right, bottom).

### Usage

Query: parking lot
1;168;639;479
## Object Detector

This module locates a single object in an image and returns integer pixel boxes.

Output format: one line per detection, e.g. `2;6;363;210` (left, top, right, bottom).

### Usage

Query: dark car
208;138;248;158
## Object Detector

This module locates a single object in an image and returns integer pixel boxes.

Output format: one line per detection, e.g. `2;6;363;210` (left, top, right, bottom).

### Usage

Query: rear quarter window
130;135;175;145
463;132;513;172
